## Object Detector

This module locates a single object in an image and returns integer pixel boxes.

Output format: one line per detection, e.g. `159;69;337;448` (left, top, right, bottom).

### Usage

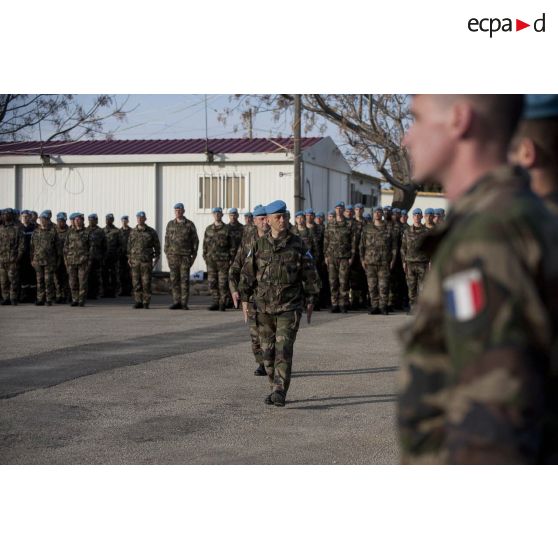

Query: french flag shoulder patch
443;268;486;321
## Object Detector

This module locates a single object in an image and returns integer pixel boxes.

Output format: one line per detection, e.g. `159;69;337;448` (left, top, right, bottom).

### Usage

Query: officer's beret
174;202;184;210
374;206;384;212
253;206;267;217
40;211;50;219
424;208;435;215
316;211;325;218
56;212;67;220
212;207;223;213
121;215;129;220
334;201;345;208
383;205;392;211
392;207;401;214
345;204;354;210
295;210;304;217
14;209;21;215
44;209;52;217
523;94;558;120
228;207;238;214
88;213;97;219
328;210;335;216
244;211;253;217
304;208;314;215
136;211;146;218
106;213;114;219
354;203;364;209
265;200;287;215
412;208;423;215
401;209;408;216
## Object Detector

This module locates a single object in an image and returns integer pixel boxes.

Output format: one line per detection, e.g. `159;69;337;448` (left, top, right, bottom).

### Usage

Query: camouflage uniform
239;230;320;397
119;226;132;295
323;219;356;307
31;224;60;303
102;224;121;297
64;227;91;304
349;218;367;308
20;222;36;302
164;217;199;307
128;224;160;305
0;221;25;303
359;222;396;311
398;166;558;464
293;225;319;257
309;222;329;308
227;221;245;257
203;223;235;307
401;223;430;308
387;220;403;309
54;225;70;302
86;225;107;298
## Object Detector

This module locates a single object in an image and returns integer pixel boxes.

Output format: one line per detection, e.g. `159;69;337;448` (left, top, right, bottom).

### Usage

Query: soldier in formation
0;208;24;305
119;216;132;296
86;213;106;299
64;212;90;307
102;213;121;297
54;212;70;303
164;202;199;310
128;211;160;309
31;211;60;306
19;209;36;302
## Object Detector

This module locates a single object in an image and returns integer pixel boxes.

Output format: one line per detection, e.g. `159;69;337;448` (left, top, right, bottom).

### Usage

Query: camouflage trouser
54;261;70;301
405;262;429;307
119;256;132;295
247;302;263;365
258;310;302;395
365;263;390;309
168;255;191;306
87;258;103;298
33;263;56;302
349;255;367;307
206;259;230;305
102;256;120;296
328;257;350;306
67;263;89;303
0;261;19;301
131;262;153;304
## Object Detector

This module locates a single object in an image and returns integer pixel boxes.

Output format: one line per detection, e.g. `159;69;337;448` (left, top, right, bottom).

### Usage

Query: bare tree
0;94;133;143
218;94;425;209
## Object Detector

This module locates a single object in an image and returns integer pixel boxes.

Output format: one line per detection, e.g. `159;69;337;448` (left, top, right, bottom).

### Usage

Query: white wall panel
0;166;16;207
328;170;349;209
303;163;329;214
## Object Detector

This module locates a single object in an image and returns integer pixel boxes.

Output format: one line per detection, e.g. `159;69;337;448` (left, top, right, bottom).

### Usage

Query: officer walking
31;211;60;306
164;202;199;310
239;200;320;407
128;211;160;309
64;213;90;307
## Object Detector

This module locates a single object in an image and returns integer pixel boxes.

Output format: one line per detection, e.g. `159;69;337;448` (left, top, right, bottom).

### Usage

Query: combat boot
330;305;340;314
341;305;348;313
46;301;53;306
78;301;85;307
35;300;45;306
380;306;388;315
169;303;182;310
368;306;380;315
264;393;273;405
208;303;219;311
133;302;143;309
182;305;190;310
254;364;266;376
219;303;226;312
143;302;150;309
271;391;286;407
70;301;79;307
1;299;11;306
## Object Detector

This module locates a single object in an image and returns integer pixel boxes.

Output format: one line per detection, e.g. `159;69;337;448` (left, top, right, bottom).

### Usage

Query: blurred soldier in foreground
54;212;70;303
0;208;24;305
398;94;558;464
165;202;199;310
31;211;59;306
86;213;106;299
510;95;558;216
128;211;160;309
119;216;132;296
229;204;270;376
64;213;90;307
203;207;235;311
239;200;320;407
102;213;121;297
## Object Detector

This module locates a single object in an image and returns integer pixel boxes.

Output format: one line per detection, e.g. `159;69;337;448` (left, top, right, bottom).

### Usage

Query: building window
198;174;247;211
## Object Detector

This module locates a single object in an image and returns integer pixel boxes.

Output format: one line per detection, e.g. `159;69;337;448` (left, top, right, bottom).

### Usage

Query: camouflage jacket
323;219;356;260
56;225;70;257
398;166;558;464
293;226;319;258
203;223;235;262
128;225;161;264
307;223;324;261
64;227;91;265
0;223;25;263
31;224;60;266
229;230;260;296
359;223;396;266
103;224;121;259
86;225;107;261
227;222;245;255
164;218;199;259
401;224;430;264
239;230;320;313
22;223;36;256
119;227;132;257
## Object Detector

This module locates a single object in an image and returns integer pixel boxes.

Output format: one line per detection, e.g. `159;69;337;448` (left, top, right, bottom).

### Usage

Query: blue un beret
265;200;287;215
121;215;129;220
354;203;364;209
434;208;443;216
374;206;384;212
383;206;392;211
345;204;354;210
401;210;408;216
364;213;372;221
88;213;97;219
212;207;223;213
316;211;325;218
106;213;114;219
438;208;445;214
523;94;558;120
424;208;435;215
174;203;184;210
295;210;304;217
334;201;345;208
392;208;401;214
412;208;423;215
228;207;238;215
305;208;314;215
40;211;50;219
44;209;52;217
136;211;146;218
244;211;253;217
253;206;267;217
22;209;32;216
328;210;335;216
56;212;67;220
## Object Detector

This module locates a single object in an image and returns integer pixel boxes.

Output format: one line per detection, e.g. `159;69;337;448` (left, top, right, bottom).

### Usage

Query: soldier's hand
232;291;240;308
241;301;249;324
307;304;313;324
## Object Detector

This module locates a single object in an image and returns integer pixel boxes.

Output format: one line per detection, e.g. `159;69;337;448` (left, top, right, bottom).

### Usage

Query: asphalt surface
0;295;406;464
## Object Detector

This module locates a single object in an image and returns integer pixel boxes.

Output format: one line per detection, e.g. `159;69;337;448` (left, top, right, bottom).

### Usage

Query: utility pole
247;108;253;140
293;94;302;212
